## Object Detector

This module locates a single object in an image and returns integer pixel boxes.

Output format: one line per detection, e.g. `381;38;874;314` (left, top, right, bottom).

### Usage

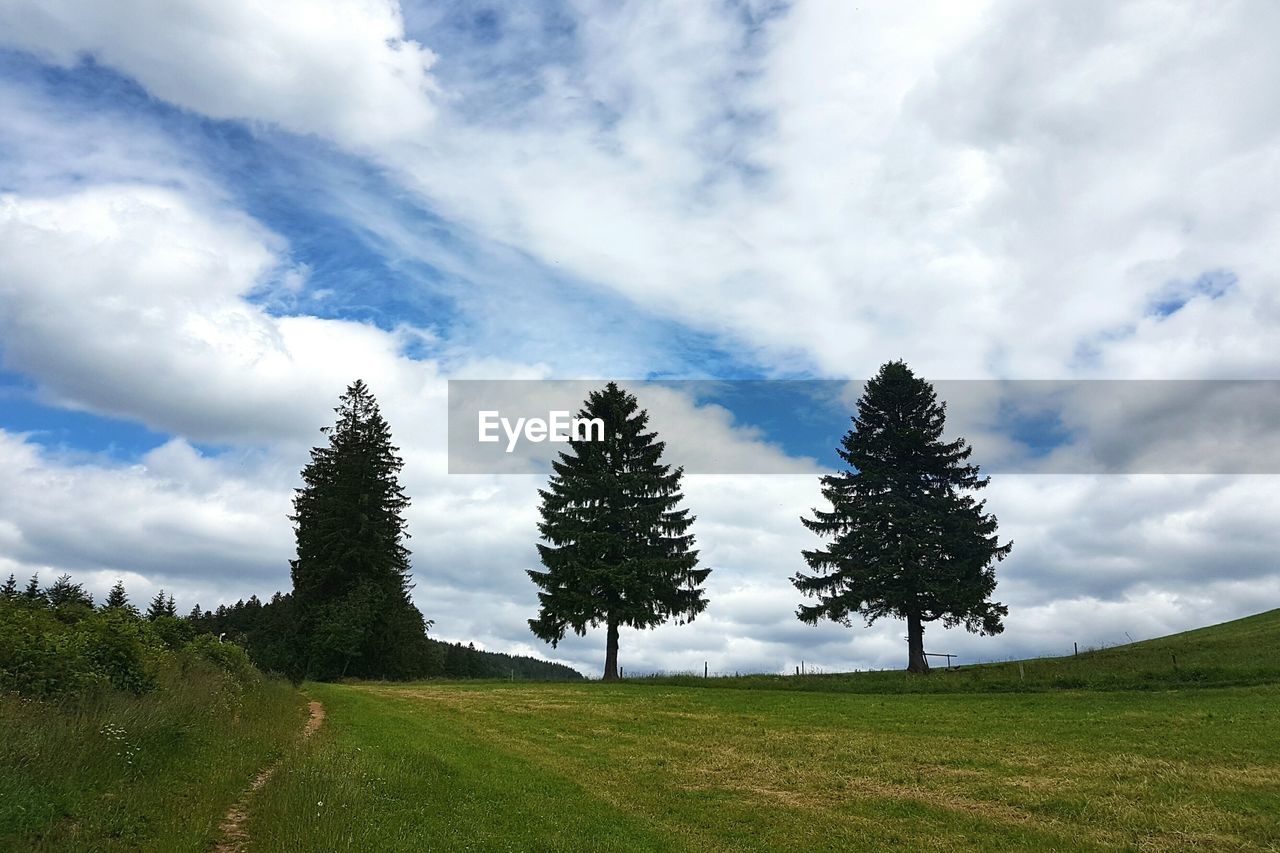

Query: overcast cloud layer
0;0;1278;676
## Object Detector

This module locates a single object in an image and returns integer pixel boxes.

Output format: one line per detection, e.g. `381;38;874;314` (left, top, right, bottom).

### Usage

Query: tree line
5;360;1011;685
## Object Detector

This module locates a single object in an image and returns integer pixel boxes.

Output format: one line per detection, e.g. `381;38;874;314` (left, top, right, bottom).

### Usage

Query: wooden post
1172;654;1178;670
1018;662;1025;682
704;661;708;678
1074;642;1078;656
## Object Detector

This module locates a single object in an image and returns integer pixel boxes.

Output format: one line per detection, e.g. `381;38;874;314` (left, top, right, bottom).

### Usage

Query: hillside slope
641;607;1280;694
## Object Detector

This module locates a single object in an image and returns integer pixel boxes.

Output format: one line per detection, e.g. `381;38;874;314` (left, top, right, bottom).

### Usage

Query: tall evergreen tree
22;573;45;605
45;573;93;609
529;382;709;680
1;574;16;601
146;589;170;621
103;579;135;613
794;361;1011;673
166;592;177;617
290;380;429;680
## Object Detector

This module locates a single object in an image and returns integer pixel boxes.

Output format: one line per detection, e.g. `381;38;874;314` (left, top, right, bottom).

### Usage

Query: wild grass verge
0;655;303;851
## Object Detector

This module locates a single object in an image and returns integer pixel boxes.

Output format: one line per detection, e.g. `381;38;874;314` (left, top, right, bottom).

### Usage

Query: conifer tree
45;573;93;608
794;361;1010;673
23;573;45;605
188;603;203;621
290;380;429;680
103;579;135;613
166;592;177;617
1;574;16;601
146;589;170;621
529;382;709;680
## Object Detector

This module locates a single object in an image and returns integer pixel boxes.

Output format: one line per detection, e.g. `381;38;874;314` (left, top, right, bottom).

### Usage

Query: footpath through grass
0;664;304;851
254;679;1280;851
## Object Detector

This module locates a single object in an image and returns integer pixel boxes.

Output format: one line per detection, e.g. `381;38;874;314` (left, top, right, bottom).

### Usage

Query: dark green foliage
0;579;259;700
290;380;431;680
795;361;1011;673
149;614;196;650
180;633;257;682
529;382;709;680
145;589;176;620
22;573;45;605
1;575;16;601
45;573;95;617
103;578;137;615
192;595;582;681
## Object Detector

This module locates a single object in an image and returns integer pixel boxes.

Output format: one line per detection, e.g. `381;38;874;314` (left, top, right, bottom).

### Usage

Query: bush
149;614;196;650
0;604;103;697
181;634;257;683
0;599;259;701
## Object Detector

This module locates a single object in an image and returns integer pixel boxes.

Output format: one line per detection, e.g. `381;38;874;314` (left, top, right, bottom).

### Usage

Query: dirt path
212;700;325;852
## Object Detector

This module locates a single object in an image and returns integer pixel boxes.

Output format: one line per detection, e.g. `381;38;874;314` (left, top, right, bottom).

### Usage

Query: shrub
181;634;257;684
0;598;262;701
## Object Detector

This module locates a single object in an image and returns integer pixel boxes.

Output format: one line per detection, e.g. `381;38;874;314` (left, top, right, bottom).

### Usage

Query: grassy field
0;662;305;851
244;611;1280;852
5;611;1280;850
253;680;1279;851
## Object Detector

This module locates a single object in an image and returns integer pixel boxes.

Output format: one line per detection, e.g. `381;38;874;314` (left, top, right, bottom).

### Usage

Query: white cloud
0;0;439;149
6;1;1279;379
1;1;1279;677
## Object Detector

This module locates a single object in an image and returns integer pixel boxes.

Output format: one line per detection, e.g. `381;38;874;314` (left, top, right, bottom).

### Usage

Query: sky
1;0;1279;677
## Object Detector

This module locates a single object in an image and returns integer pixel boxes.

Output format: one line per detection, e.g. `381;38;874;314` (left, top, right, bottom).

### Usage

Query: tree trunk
602;615;620;681
906;611;930;674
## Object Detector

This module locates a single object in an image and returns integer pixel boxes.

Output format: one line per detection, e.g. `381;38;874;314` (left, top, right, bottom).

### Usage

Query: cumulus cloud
7;1;1279;379
0;0;440;149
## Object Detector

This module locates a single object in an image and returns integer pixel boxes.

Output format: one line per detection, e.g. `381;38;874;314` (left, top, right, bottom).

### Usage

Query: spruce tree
22;574;45;605
290;380;429;680
794;361;1011;673
1;574;16;601
165;592;177;617
146;589;169;621
529;382;709;680
103;579;135;613
46;573;93;608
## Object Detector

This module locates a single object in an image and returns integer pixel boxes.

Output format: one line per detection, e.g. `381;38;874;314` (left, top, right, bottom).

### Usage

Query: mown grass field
4;610;1279;850
254;680;1279;851
247;611;1280;851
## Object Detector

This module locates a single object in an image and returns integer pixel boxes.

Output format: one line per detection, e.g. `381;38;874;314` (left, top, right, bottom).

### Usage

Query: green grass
7;610;1280;850
246;614;1280;850
254;680;1280;851
0;661;305;851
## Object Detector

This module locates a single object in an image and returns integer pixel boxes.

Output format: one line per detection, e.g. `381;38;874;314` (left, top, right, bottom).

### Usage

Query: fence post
1074;642;1078;656
704;661;708;678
